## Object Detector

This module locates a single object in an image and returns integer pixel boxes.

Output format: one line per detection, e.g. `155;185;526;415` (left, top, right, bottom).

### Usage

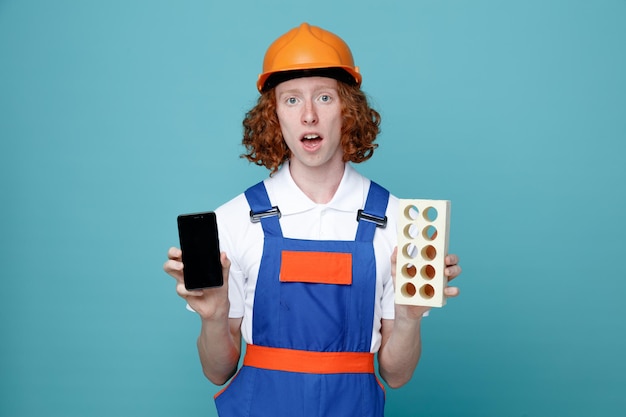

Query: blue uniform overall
215;181;389;417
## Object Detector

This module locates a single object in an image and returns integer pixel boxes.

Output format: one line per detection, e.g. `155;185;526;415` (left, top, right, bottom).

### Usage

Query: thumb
390;246;398;287
220;252;231;285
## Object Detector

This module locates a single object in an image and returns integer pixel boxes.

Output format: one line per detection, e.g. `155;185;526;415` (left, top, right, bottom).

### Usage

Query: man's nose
302;101;318;125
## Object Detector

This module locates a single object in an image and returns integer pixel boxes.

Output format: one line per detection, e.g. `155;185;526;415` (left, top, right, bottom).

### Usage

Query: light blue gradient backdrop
1;1;625;416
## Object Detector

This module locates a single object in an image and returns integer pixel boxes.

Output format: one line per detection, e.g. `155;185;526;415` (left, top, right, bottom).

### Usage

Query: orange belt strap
243;344;375;374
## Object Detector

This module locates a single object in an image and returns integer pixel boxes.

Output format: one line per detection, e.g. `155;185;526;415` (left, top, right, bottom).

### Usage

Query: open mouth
301;134;323;148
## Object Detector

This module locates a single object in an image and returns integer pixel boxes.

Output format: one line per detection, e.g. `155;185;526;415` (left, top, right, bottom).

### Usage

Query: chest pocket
280;250;352;285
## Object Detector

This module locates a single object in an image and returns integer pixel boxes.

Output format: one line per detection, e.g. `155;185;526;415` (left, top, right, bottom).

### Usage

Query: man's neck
288;161;346;204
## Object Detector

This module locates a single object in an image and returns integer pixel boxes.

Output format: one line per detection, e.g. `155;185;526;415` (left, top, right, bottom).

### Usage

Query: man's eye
320;95;331;102
287;97;298;104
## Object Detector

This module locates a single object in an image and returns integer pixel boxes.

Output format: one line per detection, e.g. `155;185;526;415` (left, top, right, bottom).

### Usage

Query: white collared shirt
215;162;398;352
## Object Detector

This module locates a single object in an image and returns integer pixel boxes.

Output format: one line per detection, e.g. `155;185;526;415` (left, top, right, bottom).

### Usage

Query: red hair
241;82;381;174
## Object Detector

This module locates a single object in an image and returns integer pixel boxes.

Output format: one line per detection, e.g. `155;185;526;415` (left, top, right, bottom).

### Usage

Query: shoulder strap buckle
250;206;281;223
356;209;387;228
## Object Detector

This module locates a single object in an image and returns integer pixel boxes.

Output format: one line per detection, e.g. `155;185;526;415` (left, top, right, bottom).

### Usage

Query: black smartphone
177;211;223;290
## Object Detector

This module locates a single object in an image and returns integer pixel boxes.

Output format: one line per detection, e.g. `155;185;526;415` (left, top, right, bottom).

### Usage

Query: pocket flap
280;251;352;285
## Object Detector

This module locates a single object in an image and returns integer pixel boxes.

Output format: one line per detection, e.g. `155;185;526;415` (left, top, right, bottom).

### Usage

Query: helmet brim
258;66;361;93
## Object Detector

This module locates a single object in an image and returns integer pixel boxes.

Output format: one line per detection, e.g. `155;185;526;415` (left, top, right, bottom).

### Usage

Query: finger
217;252;231;286
168;246;182;261
163;259;184;279
390;247;397;268
445;264;462;279
175;281;204;298
220;252;231;273
445;254;459;267
390;247;398;284
444;286;460;297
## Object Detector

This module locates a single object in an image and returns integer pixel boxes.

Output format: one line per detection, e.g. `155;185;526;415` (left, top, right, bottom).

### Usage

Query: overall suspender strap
244;344;375;374
244;181;283;237
355;181;390;243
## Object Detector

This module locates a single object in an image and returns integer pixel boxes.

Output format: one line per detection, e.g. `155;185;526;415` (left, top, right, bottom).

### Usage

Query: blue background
1;1;625;416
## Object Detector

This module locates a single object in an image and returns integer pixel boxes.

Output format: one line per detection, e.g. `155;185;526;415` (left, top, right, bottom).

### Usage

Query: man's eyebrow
277;88;301;96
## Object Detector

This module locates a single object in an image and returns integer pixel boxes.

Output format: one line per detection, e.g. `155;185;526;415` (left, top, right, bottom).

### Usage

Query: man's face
274;76;343;174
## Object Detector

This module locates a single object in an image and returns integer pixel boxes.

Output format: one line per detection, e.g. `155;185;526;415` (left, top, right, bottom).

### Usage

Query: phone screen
177;211;223;290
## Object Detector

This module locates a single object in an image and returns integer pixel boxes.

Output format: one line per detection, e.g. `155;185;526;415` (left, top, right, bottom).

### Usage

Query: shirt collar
265;162;368;216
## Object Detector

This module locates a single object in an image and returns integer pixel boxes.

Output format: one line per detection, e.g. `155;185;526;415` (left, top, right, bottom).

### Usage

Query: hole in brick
404;223;419;239
401;282;417;297
421;264;436;280
403;243;418;259
422;245;436;260
422;225;438;241
423;207;438;222
404;205;419;220
420;284;435;299
402;263;417;278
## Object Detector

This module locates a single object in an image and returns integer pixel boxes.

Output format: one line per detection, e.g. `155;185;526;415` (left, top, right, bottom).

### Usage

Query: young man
164;23;462;416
